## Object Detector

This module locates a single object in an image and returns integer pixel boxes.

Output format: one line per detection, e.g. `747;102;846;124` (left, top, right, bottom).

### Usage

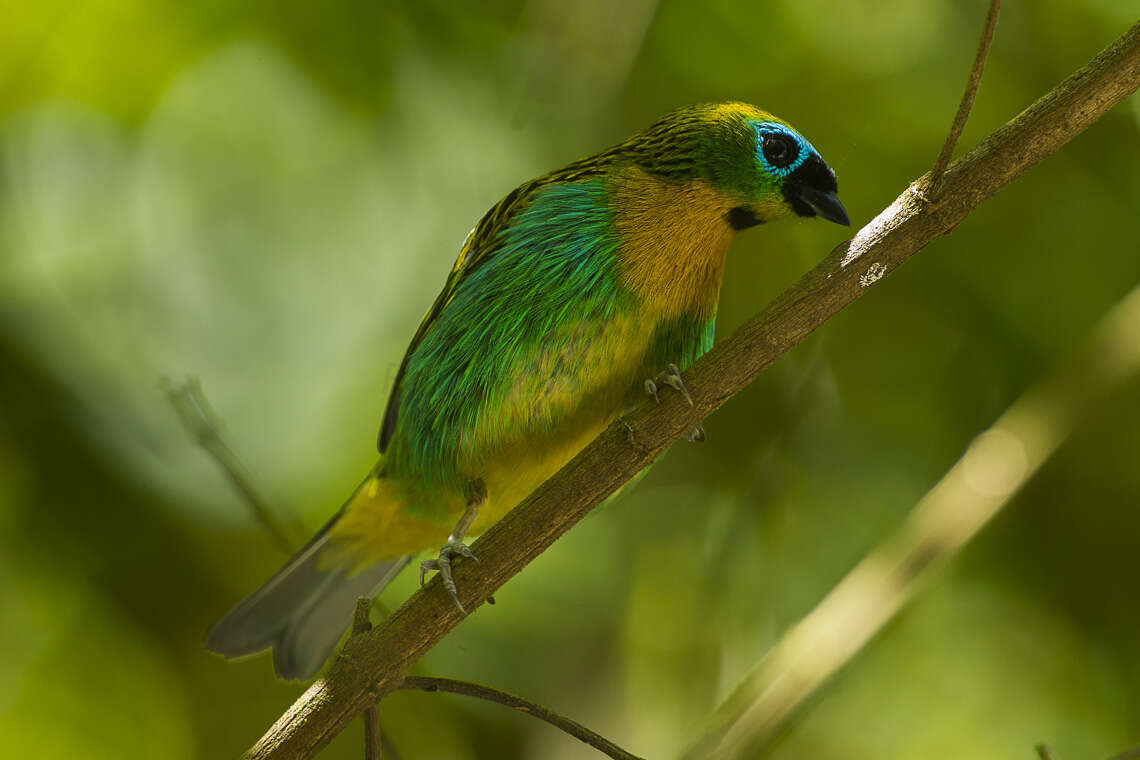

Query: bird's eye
762;133;798;169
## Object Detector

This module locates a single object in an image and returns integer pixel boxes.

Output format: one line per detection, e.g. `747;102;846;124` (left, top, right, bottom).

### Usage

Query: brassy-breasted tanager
207;102;849;679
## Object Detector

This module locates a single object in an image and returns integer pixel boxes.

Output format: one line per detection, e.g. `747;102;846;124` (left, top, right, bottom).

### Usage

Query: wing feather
377;184;532;451
376;150;622;453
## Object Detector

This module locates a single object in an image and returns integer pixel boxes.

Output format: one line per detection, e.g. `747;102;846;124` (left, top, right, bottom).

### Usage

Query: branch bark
243;20;1140;760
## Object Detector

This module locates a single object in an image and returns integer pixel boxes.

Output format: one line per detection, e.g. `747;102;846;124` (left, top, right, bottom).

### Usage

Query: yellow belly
471;412;613;533
328;314;653;567
326;407;615;567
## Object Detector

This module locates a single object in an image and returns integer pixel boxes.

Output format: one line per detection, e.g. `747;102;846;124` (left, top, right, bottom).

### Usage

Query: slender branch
243;21;1140;760
682;280;1140;760
1107;747;1140;760
164;376;305;554
351;599;381;760
928;0;1001;193
397;676;645;760
365;604;637;758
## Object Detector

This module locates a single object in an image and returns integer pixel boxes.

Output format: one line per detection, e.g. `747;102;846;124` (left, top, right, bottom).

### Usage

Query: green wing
375;153;621;453
376;184;531;452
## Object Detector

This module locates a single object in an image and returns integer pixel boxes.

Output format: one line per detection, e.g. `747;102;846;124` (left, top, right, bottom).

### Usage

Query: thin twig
928;0;1001;194
163;376;304;554
352;598;381;760
243;21;1140;760
368;606;627;758
398;676;644;760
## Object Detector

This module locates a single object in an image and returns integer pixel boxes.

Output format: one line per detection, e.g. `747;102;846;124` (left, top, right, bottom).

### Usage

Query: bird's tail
206;510;411;680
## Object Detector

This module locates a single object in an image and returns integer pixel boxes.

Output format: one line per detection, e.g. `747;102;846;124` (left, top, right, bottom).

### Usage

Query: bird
206;102;849;680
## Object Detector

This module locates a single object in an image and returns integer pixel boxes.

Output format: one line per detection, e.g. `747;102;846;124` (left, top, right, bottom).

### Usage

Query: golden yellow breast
609;167;738;320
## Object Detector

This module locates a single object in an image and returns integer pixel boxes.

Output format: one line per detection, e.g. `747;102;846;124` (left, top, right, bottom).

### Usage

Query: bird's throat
609;166;736;320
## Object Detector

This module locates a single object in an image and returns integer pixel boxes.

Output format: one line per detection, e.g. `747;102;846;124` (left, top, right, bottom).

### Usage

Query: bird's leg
420;480;486;614
645;363;706;443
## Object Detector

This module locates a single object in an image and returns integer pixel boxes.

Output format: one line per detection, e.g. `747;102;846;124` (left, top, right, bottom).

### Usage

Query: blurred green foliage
2;1;1139;758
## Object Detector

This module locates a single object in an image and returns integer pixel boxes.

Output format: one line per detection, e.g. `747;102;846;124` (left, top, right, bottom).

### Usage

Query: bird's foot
420;540;478;614
419;491;483;615
644;363;705;442
645;363;693;406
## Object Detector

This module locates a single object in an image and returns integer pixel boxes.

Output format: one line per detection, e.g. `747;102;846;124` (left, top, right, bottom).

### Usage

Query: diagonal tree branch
243;20;1140;760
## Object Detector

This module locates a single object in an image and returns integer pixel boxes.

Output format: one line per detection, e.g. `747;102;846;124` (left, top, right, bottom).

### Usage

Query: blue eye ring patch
750;120;816;178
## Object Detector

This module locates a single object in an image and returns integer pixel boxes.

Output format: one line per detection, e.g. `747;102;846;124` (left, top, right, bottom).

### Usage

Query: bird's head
622;102;849;230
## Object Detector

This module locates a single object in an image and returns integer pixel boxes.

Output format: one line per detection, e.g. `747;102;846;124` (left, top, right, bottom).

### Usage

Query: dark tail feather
206;516;411;680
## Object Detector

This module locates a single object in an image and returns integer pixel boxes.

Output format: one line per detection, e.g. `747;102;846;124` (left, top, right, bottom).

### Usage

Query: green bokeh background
2;1;1139;758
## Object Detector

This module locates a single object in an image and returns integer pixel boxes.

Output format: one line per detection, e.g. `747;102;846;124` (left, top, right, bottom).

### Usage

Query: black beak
782;154;850;226
789;184;849;226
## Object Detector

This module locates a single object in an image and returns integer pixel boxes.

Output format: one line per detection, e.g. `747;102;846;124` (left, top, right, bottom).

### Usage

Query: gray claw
646;363;693;407
645;378;660;403
420;540;478;614
660;363;693;406
646;363;704;442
